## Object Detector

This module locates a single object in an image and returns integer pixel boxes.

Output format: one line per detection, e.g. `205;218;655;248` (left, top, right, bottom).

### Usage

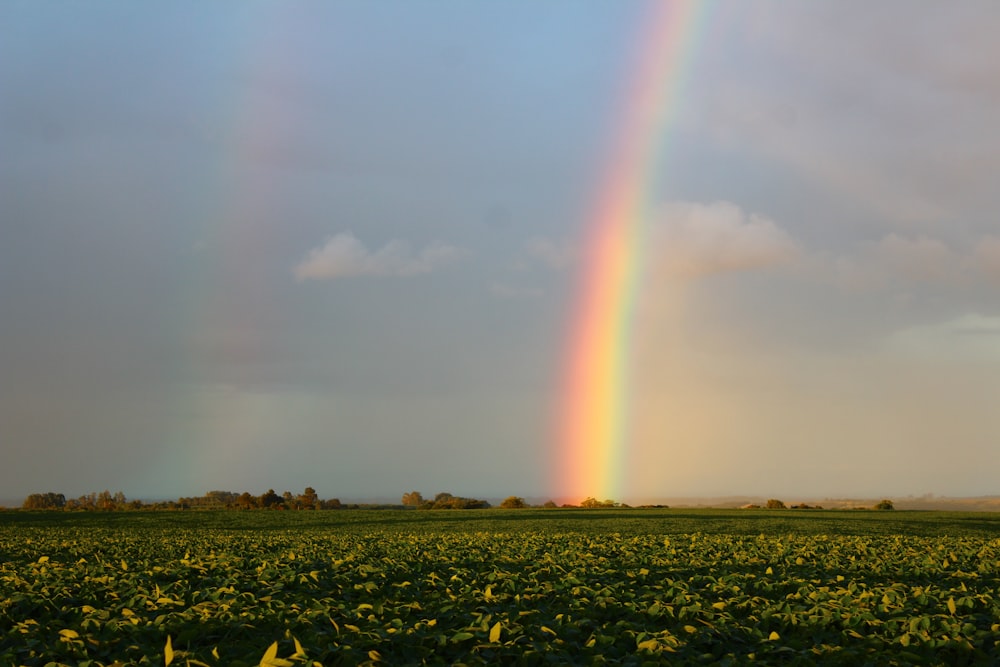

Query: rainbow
555;1;708;502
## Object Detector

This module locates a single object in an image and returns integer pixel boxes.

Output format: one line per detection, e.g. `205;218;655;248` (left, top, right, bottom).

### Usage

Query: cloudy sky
3;1;999;503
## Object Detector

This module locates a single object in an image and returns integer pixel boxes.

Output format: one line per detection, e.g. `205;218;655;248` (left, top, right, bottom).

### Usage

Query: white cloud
648;201;798;279
294;232;464;281
524;236;575;270
489;282;543;299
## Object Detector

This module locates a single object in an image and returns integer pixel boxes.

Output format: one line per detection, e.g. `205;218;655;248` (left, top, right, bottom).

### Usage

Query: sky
2;1;1000;504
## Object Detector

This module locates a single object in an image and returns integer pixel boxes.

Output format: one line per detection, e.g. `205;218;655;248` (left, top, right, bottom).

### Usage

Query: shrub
500;496;526;509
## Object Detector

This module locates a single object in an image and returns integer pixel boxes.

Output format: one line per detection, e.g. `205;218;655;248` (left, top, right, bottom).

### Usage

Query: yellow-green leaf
637;638;659;652
164;635;174;666
59;629;79;640
260;641;279;666
948;597;957;615
768;631;780;641
489;621;501;643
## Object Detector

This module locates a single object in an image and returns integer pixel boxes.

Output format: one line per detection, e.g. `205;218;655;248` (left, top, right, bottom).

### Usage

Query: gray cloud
689;2;1000;229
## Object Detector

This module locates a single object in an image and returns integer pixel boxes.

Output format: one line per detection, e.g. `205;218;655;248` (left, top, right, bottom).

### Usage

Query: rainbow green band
556;1;707;502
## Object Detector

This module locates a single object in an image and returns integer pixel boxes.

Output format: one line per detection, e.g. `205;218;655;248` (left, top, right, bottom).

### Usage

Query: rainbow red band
554;1;706;502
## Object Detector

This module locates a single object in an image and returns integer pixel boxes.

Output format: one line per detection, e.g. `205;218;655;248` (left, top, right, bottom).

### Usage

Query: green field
3;509;1000;665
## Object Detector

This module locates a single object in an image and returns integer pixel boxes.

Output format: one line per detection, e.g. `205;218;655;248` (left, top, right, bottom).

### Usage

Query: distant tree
259;489;282;508
500;496;526;509
97;490;116;511
22;492;66;510
765;499;787;509
319;498;342;510
542;500;558;509
236;492;256;510
581;497;619;509
298;487;319;509
402;491;424;507
419;494;490;510
874;499;895;511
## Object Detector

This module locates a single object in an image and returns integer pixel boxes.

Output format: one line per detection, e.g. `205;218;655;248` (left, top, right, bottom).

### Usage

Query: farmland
3;509;1000;665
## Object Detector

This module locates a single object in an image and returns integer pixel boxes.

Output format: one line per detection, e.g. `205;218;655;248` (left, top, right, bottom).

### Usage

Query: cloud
524;236;575;270
974;236;1000;282
688;4;1000;227
833;233;1000;291
884;313;1000;362
489;282;544;299
837;234;964;289
649;201;798;279
294;232;464;281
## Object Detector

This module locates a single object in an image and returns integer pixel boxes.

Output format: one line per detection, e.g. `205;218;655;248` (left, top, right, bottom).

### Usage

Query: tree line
21;490;628;511
21;490;897;512
21;488;347;511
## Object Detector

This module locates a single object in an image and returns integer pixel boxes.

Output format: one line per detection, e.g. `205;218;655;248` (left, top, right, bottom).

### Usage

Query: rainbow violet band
555;1;707;503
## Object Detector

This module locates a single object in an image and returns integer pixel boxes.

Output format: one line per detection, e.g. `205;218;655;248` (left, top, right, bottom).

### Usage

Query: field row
4;513;1000;665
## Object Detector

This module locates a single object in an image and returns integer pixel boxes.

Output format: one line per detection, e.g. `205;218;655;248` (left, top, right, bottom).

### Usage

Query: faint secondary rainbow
555;1;708;502
144;5;308;493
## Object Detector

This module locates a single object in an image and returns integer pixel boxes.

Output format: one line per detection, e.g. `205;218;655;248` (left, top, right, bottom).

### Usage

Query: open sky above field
3;1;1000;504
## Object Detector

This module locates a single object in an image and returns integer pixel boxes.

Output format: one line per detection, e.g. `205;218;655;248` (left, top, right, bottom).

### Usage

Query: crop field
3;509;1000;665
